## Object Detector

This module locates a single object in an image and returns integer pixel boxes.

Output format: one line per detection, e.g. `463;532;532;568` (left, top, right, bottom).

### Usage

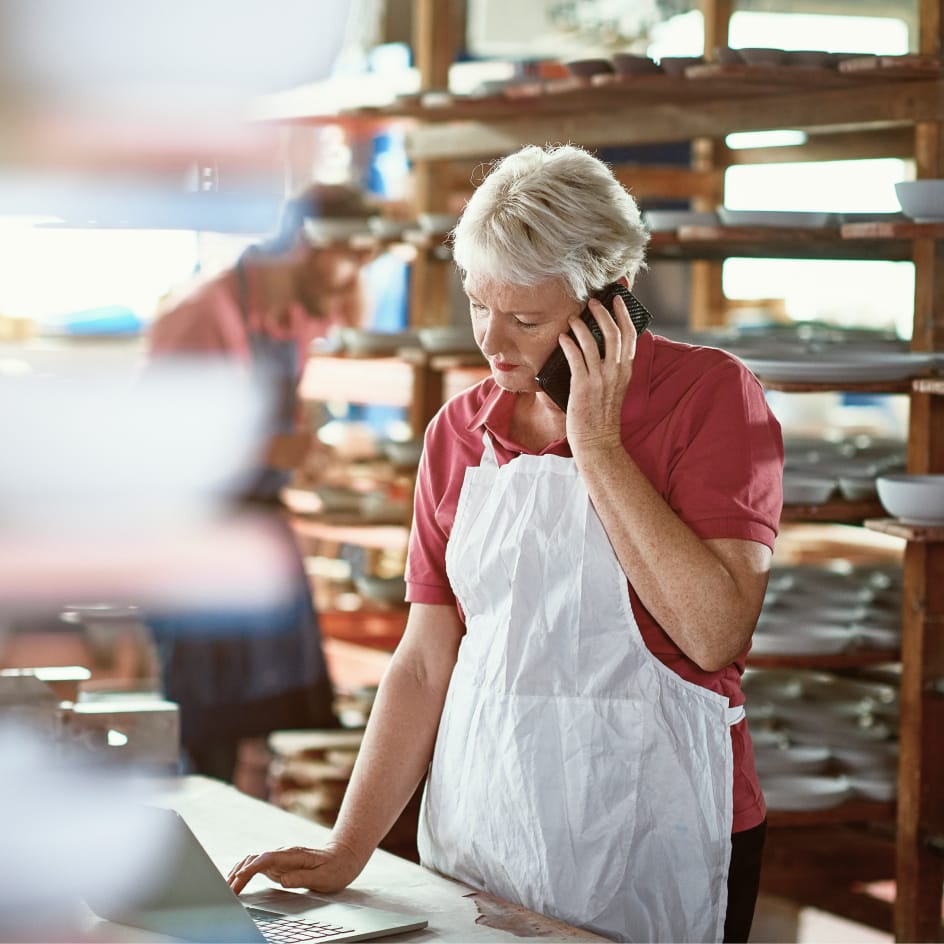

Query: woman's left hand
557;291;637;453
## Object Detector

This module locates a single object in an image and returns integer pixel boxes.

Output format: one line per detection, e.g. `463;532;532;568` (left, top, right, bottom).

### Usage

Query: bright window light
726;131;808;150
725;159;910;213
727;11;908;54
722;259;915;340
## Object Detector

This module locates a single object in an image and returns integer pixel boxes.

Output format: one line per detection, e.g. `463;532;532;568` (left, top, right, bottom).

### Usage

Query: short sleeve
664;358;784;549
404;411;460;606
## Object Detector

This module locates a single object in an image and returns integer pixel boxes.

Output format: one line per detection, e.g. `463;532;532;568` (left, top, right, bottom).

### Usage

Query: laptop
84;806;428;943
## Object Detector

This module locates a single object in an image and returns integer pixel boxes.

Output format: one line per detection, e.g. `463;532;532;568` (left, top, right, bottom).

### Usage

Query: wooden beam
406;81;944;160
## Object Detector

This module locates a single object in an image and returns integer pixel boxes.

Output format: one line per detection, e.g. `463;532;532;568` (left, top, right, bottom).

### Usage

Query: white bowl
876;473;944;524
718;208;836;228
782;472;837;505
894;180;944;222
417;212;459;235
643;210;719;231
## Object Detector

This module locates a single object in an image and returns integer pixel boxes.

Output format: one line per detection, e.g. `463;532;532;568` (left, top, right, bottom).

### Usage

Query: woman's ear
616;274;630;289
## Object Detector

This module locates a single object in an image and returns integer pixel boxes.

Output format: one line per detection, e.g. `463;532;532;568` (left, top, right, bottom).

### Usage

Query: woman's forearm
574;440;770;671
329;605;461;867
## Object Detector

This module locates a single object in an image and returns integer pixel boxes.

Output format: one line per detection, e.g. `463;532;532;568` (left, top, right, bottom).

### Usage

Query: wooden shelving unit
270;2;944;938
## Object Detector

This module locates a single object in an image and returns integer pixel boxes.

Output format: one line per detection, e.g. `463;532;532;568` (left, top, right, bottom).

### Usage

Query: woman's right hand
226;839;366;895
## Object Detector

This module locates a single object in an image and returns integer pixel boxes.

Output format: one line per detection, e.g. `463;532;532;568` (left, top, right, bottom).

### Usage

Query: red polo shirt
406;331;784;832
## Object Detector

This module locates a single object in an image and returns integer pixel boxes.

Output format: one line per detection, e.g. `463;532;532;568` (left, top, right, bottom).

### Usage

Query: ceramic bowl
658;56;703;76
611;53;662;75
564;58;614;78
738;47;787;66
354;574;407;605
894;180;944;222
714;46;743;65
643;210;719;231
417;212;459;235
876;473;944;524
783;49;832;68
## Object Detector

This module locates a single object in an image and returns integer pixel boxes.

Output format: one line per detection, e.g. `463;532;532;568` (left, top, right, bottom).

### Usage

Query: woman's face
465;275;583;394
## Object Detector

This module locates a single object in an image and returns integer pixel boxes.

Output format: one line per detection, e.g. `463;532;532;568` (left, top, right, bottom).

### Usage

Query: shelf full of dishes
744;663;900;820
748;562;902;665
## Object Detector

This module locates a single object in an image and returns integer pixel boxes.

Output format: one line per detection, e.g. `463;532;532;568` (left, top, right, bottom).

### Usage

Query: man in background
146;183;379;781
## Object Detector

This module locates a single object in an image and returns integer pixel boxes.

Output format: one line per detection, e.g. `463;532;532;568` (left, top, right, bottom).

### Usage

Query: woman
228;145;784;943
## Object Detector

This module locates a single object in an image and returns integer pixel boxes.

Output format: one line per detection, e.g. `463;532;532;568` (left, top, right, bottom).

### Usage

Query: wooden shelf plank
756;378;914;393
649;230;910;261
914;377;944;394
842;220;944;239
781;499;885;522
406;79;944;159
766;801;896;828
864;517;944;542
289;516;409;550
747;648;900;669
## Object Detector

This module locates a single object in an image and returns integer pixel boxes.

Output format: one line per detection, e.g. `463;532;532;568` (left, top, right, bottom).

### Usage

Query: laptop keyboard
247;907;356;943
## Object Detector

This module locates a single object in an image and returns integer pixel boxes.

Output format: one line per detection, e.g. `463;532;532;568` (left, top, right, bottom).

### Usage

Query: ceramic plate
754;745;832;775
742;352;935;383
762;775;852;811
750;625;855;656
717;208;837;228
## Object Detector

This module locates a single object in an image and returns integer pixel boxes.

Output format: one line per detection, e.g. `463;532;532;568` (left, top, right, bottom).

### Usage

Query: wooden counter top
129;776;609;943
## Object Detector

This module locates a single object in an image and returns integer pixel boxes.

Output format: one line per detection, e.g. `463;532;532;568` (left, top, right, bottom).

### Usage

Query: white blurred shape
0;353;273;529
0;721;170;938
1;0;353;116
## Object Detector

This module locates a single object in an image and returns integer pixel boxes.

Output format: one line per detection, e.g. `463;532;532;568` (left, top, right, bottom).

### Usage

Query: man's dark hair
262;183;377;254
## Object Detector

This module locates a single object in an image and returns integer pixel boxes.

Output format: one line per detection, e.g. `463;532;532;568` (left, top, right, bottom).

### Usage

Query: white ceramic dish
717;208;837;228
417;325;480;353
782;473;837;505
354;574;407;605
417;212;459;235
750;624;855;656
854;624;901;650
761;775;852;811
848;773;897;802
754;745;831;775
338;328;420;356
741;352;935;383
381;438;424;467
831;742;898;772
894;179;944;222
876;473;944;524
368;217;411;240
837;475;879;501
643;210;719;231
302;218;375;244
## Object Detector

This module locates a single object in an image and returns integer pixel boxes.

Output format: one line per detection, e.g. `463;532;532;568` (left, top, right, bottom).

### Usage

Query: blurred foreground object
0;0;352;170
0;353;297;610
0;720;168;941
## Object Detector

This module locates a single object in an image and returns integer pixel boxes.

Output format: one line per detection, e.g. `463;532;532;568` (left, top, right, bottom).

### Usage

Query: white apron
418;434;743;943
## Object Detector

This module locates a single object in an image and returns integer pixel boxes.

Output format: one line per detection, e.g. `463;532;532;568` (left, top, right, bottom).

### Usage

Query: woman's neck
509;392;568;452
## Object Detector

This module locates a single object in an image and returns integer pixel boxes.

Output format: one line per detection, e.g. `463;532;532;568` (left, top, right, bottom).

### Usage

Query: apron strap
726;704;746;726
481;432;499;468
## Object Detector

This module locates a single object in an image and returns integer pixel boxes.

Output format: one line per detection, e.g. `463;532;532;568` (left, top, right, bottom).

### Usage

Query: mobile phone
535;283;652;412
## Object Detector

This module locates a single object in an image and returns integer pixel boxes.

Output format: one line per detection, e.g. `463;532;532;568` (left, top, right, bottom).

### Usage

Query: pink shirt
149;263;326;376
406;332;784;832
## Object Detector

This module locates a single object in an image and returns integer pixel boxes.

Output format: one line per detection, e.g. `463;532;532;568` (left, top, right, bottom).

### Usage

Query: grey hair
450;144;649;301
